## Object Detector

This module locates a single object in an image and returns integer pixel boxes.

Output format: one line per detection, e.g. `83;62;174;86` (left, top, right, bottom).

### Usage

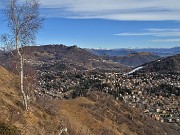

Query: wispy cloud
151;38;180;42
115;29;180;37
38;0;180;21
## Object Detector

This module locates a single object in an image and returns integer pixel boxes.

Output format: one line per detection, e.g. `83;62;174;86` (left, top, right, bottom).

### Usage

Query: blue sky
1;0;180;49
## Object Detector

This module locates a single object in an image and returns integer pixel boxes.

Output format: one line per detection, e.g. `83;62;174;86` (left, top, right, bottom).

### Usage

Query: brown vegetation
0;66;179;135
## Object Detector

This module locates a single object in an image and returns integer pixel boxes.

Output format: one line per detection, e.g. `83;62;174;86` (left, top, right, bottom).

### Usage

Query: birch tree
3;0;43;111
0;34;14;53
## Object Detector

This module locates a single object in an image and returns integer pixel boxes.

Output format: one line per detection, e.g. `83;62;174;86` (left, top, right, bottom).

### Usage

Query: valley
0;44;179;135
0;0;180;135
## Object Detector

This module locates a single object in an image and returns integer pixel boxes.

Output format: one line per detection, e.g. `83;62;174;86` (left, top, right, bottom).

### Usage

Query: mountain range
89;46;180;57
103;52;160;67
0;45;180;135
1;45;180;72
0;44;129;73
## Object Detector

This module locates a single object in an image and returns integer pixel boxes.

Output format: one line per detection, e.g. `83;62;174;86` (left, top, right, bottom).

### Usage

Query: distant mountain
0;44;129;72
88;48;137;56
134;46;180;57
88;46;180;57
140;54;180;73
103;52;160;67
25;45;128;71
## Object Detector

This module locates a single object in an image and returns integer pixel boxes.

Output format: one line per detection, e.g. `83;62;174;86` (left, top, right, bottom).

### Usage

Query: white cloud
38;0;180;21
115;29;180;37
151;38;180;42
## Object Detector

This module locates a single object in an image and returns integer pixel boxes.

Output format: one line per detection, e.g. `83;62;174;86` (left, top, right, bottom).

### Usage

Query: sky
0;0;180;49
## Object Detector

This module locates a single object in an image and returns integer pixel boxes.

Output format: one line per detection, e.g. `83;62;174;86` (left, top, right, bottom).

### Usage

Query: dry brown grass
58;95;136;135
0;66;179;135
0;66;60;135
58;91;179;135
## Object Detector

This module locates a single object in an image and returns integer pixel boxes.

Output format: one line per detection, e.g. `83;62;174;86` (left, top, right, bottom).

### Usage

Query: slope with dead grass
0;66;61;135
58;91;179;135
0;66;179;135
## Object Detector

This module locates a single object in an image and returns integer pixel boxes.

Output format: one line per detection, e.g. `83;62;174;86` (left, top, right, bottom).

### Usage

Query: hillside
140;54;180;73
88;48;136;56
0;66;63;135
0;45;130;100
23;45;128;70
59;91;180;135
104;52;160;67
0;45;128;72
0;66;179;135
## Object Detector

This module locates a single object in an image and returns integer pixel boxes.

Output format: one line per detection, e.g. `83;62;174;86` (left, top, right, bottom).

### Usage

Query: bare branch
2;0;43;111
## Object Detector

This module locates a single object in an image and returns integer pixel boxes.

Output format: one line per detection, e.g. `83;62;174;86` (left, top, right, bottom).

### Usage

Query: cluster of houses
124;89;179;124
101;72;180;125
26;57;179;126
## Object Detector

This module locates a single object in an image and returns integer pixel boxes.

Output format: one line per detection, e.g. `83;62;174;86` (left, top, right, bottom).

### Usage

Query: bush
36;97;60;116
0;123;21;135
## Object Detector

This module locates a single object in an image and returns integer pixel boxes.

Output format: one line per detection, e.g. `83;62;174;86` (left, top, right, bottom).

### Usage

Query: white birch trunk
16;31;28;111
17;44;28;111
20;53;28;111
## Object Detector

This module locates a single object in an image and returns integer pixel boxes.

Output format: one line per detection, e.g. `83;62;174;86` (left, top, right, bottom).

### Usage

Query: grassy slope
0;67;61;135
0;66;179;135
59;92;179;135
59;95;135;135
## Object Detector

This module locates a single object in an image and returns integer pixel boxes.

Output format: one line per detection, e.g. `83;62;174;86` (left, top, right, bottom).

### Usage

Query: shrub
36;97;60;116
0;123;21;135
